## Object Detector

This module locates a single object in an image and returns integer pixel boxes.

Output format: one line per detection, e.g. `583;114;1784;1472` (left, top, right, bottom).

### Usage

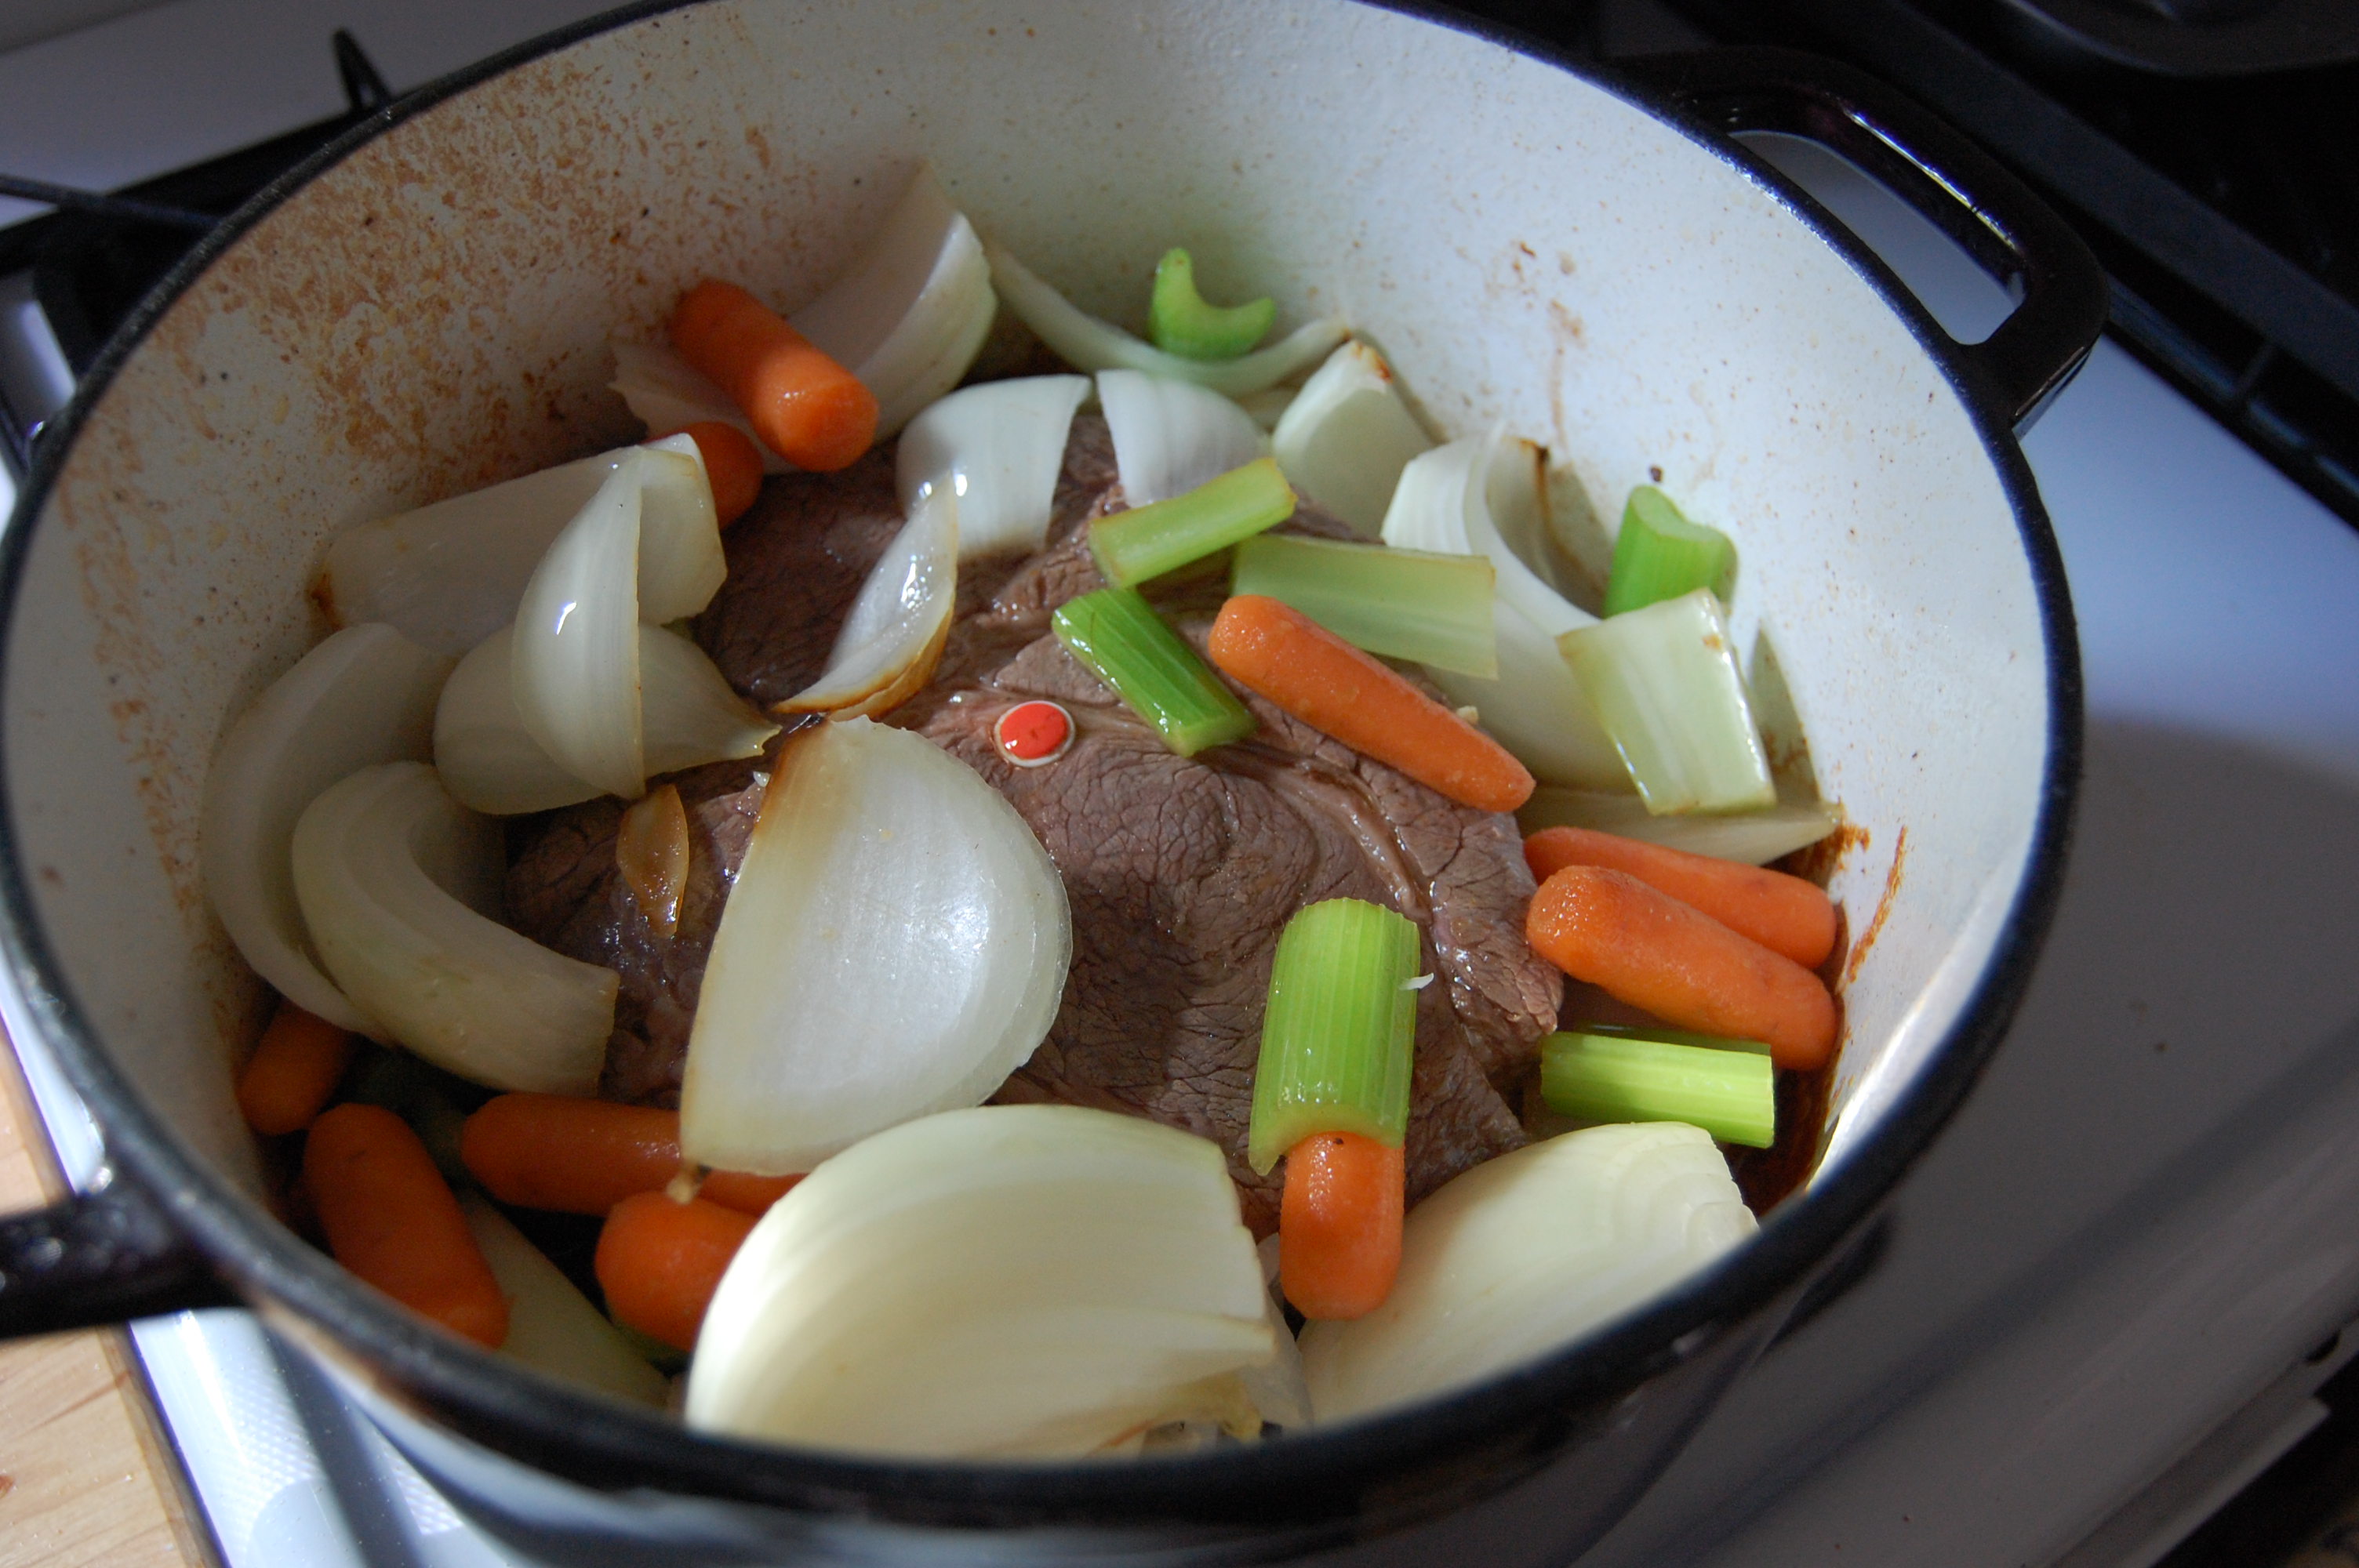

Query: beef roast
507;416;1561;1231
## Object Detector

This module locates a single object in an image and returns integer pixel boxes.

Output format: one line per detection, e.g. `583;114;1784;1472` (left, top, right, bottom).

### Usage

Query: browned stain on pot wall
1839;827;1909;994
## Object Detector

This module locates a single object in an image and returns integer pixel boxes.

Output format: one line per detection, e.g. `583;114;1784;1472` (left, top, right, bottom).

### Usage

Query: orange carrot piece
668;420;765;527
1525;826;1838;969
698;1170;802;1216
1279;1131;1405;1321
1208;594;1535;813
305;1103;508;1347
1527;866;1837;1070
461;1095;682;1215
460;1094;800;1218
669;281;877;472
595;1192;756;1352
235;1001;355;1136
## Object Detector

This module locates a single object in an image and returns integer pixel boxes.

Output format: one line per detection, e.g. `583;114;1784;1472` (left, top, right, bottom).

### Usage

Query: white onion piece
634;435;728;623
435;624;776;815
1270;340;1433;535
983;239;1349;397
609;341;791;475
1300;1123;1755;1422
291;762;616;1088
781;485;957;717
686;1105;1270;1457
1518;786;1840;865
1237;1235;1312;1430
318;436;729;653
511;456;645;799
679;718;1070;1175
895;375;1090;559
1096;369;1269;507
200;624;452;1033
461;1196;669;1406
1382;438;1627;790
792;165;997;439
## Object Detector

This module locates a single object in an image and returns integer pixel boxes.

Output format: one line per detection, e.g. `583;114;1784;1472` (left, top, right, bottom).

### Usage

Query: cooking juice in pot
205;165;1848;1455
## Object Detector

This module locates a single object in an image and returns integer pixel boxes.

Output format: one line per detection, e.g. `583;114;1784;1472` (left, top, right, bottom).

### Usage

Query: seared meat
507;417;1560;1230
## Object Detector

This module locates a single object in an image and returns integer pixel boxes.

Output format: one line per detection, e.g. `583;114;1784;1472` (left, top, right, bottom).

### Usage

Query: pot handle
0;1171;234;1337
1624;46;2108;431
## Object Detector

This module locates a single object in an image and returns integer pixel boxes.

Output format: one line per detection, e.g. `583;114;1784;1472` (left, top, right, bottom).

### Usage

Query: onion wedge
318;435;725;654
983;239;1348;397
511;455;645;800
434;624;776;815
200;623;452;1033
792;165;998;439
461;1196;669;1406
780;485;957;718
679;718;1070;1175
1096;369;1269;508
1517;786;1840;865
291;761;616;1090
895;375;1090;559
1270;340;1433;535
609;341;790;475
686;1105;1271;1457
1383;434;1628;791
1299;1123;1755;1421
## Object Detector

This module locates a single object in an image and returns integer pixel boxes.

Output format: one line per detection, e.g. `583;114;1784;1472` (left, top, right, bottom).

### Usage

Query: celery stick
1541;1031;1775;1148
1090;457;1296;586
1094;459;1302;593
1230;533;1498;677
1558;588;1775;815
1248;898;1422;1173
1573;1021;1773;1056
1517;786;1837;865
1604;487;1734;615
1149;249;1278;362
1052;587;1256;757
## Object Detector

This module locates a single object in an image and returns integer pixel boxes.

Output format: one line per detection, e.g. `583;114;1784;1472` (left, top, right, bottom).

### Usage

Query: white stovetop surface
5;5;2359;1566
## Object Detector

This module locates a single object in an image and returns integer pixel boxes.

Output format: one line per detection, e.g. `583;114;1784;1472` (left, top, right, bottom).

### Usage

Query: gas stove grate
0;29;390;477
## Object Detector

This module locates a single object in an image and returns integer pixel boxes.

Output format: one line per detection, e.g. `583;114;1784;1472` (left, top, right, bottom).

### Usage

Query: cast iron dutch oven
0;3;2100;1563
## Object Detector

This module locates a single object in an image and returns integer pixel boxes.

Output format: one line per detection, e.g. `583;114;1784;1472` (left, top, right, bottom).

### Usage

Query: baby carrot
698;1170;801;1215
235;1000;355;1136
669;280;877;471
462;1095;680;1215
1525;826;1838;969
595;1192;755;1352
667;420;765;527
1526;866;1837;1070
304;1103;508;1348
461;1094;801;1218
1280;1131;1405;1321
1209;594;1535;813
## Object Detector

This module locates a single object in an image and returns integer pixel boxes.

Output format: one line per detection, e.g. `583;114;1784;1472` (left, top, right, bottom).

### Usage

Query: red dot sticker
994;700;1074;768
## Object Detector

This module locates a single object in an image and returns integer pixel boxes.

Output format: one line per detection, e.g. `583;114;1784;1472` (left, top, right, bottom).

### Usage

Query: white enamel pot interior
0;2;2092;1563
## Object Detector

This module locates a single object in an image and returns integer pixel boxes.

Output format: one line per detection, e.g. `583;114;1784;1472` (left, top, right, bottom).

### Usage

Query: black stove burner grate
0;31;391;474
1601;0;2359;527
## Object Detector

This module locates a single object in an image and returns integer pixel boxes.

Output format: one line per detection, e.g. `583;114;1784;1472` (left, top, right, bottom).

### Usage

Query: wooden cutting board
0;1033;213;1567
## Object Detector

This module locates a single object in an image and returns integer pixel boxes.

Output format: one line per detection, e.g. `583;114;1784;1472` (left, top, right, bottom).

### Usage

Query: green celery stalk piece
1051;586;1256;757
1558;587;1776;815
1604;487;1736;616
1248;898;1422;1173
1572;1020;1773;1055
1090;456;1296;587
1230;533;1499;677
1541;1030;1776;1148
1148;248;1278;361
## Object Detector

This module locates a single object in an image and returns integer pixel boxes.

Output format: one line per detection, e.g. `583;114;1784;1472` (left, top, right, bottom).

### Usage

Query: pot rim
0;0;2081;1531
